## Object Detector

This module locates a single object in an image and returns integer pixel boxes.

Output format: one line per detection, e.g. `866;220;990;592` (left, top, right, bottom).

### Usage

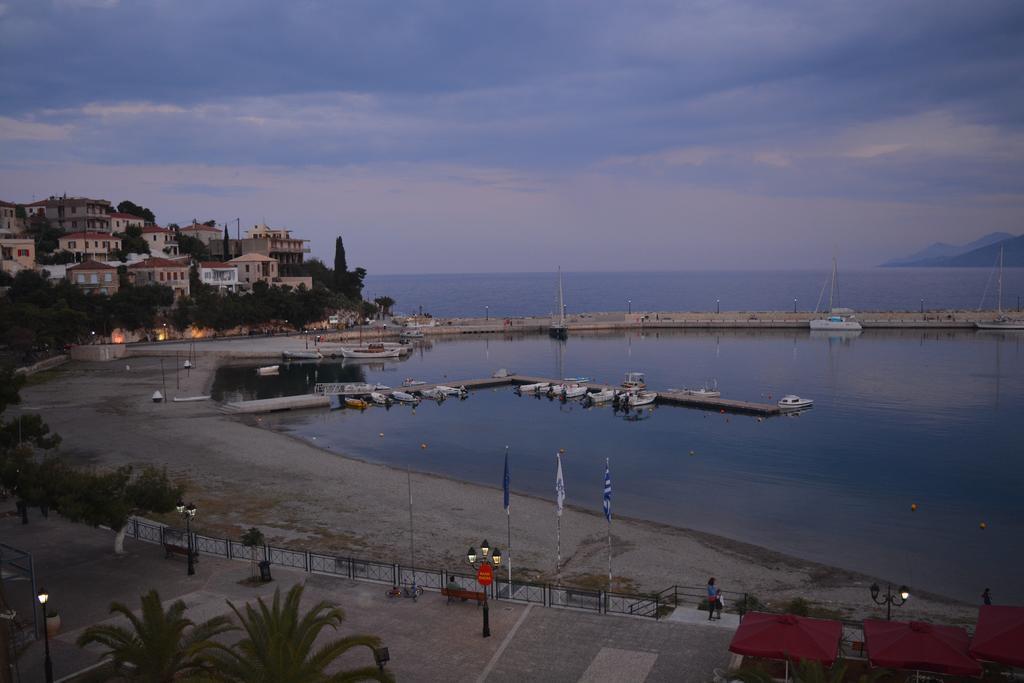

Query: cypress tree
222;226;230;261
333;237;348;292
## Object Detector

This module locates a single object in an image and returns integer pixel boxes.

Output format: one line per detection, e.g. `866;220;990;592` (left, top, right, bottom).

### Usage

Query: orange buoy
910;503;918;512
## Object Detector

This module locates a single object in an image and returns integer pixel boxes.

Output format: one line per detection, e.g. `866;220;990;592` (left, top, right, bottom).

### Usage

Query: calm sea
212;328;1024;604
363;268;1024;318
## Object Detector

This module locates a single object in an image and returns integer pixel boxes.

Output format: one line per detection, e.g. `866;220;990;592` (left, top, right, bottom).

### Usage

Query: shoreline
14;351;978;626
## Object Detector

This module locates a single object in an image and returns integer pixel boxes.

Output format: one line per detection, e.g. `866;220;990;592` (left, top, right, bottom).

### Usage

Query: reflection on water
213;328;1024;602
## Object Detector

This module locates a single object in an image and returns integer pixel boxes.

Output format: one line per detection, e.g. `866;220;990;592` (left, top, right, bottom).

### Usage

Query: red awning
970;605;1024;667
863;619;982;678
729;612;843;666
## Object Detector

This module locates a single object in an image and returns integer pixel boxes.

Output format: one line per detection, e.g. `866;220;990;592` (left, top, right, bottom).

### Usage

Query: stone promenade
2;514;735;682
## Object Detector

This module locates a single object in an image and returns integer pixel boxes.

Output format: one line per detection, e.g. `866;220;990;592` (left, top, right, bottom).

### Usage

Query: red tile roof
68;260;116;271
141;225;171;233
111;212;144;220
128;257;188;269
200;261;234;268
25;200;48;207
0;200;16;208
60;232;120;240
183;224;221;232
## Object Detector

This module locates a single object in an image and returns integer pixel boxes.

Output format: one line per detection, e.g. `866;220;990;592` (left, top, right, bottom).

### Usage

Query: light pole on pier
485;305;489;321
627;299;631;315
920;299;924;314
176;500;197;576
793;298;797;313
870;582;909;621
716;299;720;314
37;588;54;683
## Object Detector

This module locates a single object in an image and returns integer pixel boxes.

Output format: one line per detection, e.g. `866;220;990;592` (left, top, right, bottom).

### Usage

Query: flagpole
555;451;565;585
604;458;612;590
505;446;512;594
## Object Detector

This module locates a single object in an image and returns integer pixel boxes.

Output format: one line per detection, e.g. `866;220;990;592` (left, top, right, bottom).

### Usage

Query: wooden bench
163;543;199;563
442;587;485;606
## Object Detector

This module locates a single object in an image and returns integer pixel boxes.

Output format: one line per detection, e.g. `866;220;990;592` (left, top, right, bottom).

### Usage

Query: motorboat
547;384;567;397
622;372;646;390
338;344;402;359
562;384;587;399
976;247;1024;330
418;387;446;401
778;395;814;410
584;389;616;405
515;382;549;394
391;391;419;403
436;385;468;397
684;381;720;398
403;378;427;387
283;350;323;361
345;398;369;410
256;365;279;376
563;376;592;383
809;257;862;331
370;392;391;405
400;329;425;339
627;391;658;407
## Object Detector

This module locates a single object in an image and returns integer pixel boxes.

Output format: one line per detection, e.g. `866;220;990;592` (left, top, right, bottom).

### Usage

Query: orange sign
477;563;494;586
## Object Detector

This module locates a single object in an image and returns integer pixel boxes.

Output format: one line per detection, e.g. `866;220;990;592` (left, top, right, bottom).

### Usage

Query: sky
1;0;1023;272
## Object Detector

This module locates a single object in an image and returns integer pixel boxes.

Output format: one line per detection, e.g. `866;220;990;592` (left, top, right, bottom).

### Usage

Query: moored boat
256;365;279;376
976;247;1024;330
339;343;402;359
370;392;391;405
627;391;658;407
810;257;862;331
283;350;323;360
622;372;646;390
345;398;369;410
562;384;587;399
418;387;446;400
436;385;468;397
583;389;615;405
684;381;720;398
391;391;419;403
515;382;549;394
778;395;813;410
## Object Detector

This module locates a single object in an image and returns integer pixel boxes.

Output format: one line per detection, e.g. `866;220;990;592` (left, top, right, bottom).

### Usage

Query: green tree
117;200;156;224
240;527;265;580
205;584;391;682
373;296;395;318
25;215;63;255
77;589;233;682
177;233;209;261
117;224;151;255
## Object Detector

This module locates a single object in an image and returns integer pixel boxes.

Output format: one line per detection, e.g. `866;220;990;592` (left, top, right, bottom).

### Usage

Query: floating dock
225;374;780;416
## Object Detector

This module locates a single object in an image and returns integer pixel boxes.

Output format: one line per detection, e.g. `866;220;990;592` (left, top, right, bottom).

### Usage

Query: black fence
129;517;738;621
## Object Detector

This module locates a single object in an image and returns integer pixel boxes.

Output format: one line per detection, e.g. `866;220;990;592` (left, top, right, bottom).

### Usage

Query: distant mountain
919;234;1024;267
882;232;1015;267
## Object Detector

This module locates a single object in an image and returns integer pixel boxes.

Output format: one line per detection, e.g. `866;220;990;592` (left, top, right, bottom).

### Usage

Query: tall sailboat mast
997;247;1004;316
829;257;837;312
558;266;565;325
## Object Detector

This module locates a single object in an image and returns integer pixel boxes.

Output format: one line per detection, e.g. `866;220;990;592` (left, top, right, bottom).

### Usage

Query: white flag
555;453;565;517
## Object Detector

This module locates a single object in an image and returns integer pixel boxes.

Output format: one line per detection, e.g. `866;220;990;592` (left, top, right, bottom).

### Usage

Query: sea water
212;328;1024;603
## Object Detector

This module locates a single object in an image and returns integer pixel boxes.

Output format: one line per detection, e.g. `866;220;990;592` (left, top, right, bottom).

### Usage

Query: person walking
707;577;719;620
982;588;992;605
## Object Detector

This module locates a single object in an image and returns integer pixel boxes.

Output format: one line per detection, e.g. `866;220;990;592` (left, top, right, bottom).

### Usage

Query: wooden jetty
226;373;780;416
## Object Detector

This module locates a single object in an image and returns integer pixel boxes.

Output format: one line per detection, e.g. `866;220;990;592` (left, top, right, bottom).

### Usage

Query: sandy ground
13;352;977;626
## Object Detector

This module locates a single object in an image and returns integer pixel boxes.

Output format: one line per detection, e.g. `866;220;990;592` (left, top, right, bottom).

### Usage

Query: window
17;249;29;257
245;265;250;272
103;273;112;283
71;206;77;214
89;274;97;284
103;241;109;248
159;272;164;281
77;274;85;283
99;288;107;295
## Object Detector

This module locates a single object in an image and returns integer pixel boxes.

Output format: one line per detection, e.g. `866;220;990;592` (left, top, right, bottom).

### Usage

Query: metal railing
127;517;748;622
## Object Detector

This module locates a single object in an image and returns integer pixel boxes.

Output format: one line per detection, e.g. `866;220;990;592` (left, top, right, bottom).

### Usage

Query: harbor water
212;328;1024;603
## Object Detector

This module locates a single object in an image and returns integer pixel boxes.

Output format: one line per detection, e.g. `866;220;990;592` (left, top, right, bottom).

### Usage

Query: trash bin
259;560;272;582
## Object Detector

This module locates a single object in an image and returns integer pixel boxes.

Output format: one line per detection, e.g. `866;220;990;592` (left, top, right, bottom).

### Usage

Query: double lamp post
870;582;910;621
466;539;501;638
176;499;197;576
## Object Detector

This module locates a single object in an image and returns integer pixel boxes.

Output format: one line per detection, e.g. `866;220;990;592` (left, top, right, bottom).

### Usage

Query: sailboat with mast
549;267;568;340
976;246;1024;330
809;257;862;331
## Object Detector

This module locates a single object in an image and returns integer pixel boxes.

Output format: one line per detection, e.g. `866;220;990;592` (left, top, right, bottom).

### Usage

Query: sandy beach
13;348;977;625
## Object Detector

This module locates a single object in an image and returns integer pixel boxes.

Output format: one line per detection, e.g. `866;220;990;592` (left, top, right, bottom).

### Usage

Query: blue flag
503;448;510;514
603;459;612;522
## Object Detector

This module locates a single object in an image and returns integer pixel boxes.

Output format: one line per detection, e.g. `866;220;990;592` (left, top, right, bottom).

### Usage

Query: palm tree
76;589;233;682
205;584;391;682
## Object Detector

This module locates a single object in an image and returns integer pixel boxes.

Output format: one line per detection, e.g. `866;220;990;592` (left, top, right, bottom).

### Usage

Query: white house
199;261;240;292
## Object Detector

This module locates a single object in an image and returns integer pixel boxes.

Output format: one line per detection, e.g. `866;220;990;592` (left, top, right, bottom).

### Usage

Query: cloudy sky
1;0;1022;272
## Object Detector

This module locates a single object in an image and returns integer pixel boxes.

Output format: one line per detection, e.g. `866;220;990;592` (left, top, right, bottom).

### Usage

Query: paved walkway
3;515;735;682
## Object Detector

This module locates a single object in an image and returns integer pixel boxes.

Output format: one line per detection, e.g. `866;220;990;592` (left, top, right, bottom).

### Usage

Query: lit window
77;274;85;283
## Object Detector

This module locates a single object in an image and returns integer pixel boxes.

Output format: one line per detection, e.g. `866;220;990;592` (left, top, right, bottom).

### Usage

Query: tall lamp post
870;582;909;621
176;500;197;576
37;588;54;683
467;540;501;638
716;299;720;314
485;305;489;321
627;299;631;315
793;298;798;313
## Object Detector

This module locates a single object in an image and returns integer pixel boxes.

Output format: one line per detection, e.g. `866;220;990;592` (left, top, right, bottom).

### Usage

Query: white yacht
778;395;814;410
584;389;616;405
562;384;587;399
338;344;402;359
810;257;862;331
627;391;658;407
976;247;1024;330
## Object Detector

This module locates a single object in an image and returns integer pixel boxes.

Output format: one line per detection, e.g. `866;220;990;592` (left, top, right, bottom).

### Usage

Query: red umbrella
970;605;1024;667
864;619;983;678
729;612;843;670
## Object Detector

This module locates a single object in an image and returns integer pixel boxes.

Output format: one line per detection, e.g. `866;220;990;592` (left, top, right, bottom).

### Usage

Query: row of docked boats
327;380;469;410
515;372;660;408
276;342;418;363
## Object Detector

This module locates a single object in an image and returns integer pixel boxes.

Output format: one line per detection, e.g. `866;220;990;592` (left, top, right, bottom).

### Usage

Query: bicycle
386;583;424;601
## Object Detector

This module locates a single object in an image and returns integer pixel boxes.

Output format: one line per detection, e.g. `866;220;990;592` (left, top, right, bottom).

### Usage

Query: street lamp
176;500;197;576
485;305;489;321
870;582;909;621
467;540;502;638
37;588;54;683
627;299;631;315
793;298;798;313
716;299;720;314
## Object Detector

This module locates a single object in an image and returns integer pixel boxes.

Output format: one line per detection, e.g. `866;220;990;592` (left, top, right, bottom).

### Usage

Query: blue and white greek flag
603;459;612;522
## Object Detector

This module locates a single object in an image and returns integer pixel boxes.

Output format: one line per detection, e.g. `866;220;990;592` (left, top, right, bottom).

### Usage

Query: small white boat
172;395;210;403
418;387;446;400
562;384;587;399
684;382;720;398
778;395;814;410
391;391;419;403
622;372;646;390
563;376;592;383
547;384;567;396
516;382;549;394
402;378;427;387
283;350;323;360
370;392;391;405
584;389;616;405
373;383;391;390
339;344;402;359
400;329;425;339
436;385;468;397
256;365;280;376
627;391;658;407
